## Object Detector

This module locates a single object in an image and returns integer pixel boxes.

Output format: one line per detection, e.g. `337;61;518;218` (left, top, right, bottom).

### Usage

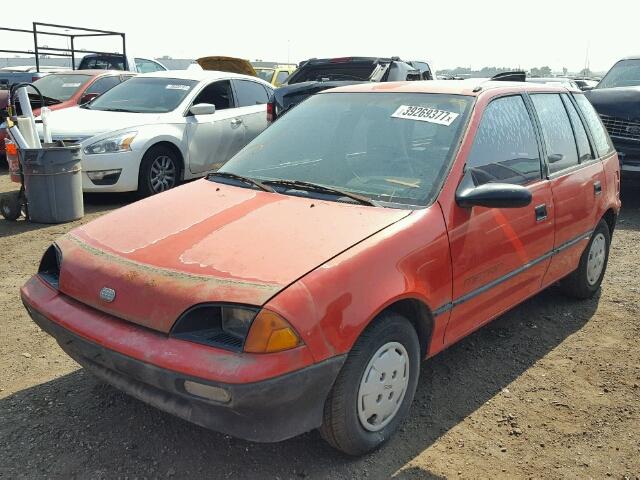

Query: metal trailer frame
0;22;126;72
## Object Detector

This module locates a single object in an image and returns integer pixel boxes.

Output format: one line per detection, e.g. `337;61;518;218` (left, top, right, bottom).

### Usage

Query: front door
186;80;244;174
443;94;555;345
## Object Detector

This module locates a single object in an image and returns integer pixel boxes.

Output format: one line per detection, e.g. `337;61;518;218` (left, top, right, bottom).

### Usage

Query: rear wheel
319;313;420;456
138;145;181;196
0;192;22;221
559;219;611;299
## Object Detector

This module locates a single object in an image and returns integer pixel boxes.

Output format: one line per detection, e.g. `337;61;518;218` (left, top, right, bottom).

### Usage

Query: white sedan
40;70;274;195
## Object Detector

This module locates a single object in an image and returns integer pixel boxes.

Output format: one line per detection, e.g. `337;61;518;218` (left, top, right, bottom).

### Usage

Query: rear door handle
594;180;602;196
535;204;548;222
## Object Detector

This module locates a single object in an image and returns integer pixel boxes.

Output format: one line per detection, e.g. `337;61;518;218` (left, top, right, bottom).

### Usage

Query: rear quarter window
574;94;615;157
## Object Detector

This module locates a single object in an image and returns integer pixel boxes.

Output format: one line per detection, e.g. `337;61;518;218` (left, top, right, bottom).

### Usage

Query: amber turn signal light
243;309;302;353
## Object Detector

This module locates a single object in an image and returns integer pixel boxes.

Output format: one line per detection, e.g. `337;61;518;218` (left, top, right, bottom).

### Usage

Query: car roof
138;69;268;83
325;80;579;96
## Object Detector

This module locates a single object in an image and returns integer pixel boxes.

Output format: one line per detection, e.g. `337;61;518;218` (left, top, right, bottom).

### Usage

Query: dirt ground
0;167;638;480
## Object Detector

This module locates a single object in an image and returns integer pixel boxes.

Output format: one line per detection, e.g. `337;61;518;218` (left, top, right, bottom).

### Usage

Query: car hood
585;86;640;121
37;106;167;139
57;179;410;333
196;56;257;76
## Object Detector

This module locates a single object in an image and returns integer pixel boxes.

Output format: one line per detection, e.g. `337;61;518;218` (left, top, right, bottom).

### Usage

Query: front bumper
611;136;640;176
81;149;142;192
21;279;345;442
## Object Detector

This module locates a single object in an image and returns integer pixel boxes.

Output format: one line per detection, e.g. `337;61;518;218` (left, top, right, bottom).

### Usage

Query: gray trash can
21;143;84;223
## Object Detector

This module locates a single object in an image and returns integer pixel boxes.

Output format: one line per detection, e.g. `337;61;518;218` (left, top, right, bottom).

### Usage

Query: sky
1;0;638;73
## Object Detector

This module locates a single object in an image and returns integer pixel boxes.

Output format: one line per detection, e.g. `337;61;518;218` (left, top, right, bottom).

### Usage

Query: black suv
585;56;640;177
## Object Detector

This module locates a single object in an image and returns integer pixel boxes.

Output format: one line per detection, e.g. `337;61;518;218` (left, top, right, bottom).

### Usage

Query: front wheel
138;145;181;197
319;313;420;456
559;219;611;299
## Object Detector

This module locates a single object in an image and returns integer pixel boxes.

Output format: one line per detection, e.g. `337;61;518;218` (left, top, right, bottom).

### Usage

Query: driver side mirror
456;171;532;209
80;93;100;105
189;103;216;116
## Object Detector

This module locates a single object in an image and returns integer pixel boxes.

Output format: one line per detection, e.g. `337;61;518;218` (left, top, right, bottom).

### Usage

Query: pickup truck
267;57;431;122
585;55;640;177
0;66;62;90
77;54;167;73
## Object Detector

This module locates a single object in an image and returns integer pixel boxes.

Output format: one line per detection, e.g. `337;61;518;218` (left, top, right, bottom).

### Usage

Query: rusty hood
196;56;257;76
58;179;409;333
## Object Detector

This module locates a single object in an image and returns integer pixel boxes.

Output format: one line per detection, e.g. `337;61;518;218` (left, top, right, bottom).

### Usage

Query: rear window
287;62;376;84
79;55;125;71
255;69;274;83
32;74;92;101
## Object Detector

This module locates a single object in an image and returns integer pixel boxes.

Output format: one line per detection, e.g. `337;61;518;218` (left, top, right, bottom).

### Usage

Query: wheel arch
367;297;435;359
601;208;617;237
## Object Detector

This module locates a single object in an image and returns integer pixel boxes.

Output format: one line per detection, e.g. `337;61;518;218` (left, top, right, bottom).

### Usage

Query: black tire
319;313;420;456
0;192;22;221
559;219;611;299
138;145;181;197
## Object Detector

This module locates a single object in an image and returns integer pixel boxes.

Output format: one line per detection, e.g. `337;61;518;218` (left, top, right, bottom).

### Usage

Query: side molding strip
433;230;592;316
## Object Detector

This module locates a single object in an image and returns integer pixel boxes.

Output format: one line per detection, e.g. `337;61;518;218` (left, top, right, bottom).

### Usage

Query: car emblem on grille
626;125;640;136
99;287;116;303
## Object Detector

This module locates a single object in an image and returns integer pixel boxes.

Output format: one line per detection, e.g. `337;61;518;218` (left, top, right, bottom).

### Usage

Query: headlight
171;304;302;353
38;243;62;289
84;131;137;155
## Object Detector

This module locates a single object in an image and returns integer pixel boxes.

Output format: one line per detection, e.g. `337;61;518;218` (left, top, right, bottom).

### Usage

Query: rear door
444;94;555;344
185;80;244;174
528;93;606;286
231;79;272;144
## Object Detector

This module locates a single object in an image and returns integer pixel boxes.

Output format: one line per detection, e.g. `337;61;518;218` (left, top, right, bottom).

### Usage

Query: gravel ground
0;168;639;480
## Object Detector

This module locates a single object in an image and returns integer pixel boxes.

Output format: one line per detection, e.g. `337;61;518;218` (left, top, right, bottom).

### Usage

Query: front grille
599;114;640;141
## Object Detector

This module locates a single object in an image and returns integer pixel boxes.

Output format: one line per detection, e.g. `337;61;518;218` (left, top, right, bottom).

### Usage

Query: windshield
86;77;197;113
598;59;640;88
255;69;274;82
31;74;92;101
219;92;473;207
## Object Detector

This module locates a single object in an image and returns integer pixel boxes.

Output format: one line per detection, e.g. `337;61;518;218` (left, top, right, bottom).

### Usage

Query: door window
573;93;615;157
135;58;165;73
531;93;579;174
467;95;542;186
561;94;593;163
85;76;121;96
192;81;234;110
234;80;269;106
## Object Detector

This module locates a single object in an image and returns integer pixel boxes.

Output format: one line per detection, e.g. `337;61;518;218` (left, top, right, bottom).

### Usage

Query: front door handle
230;118;243;127
594;180;602;196
535;204;548;222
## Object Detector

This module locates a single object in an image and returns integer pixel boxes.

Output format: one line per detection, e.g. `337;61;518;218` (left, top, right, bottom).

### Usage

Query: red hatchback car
21;80;620;455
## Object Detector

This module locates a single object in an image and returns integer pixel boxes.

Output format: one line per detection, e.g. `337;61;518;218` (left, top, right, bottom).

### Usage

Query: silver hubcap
357;342;409;432
586;232;606;286
149;155;177;192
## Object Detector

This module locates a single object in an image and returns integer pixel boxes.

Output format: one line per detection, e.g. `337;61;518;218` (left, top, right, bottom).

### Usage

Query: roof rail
490;71;526;82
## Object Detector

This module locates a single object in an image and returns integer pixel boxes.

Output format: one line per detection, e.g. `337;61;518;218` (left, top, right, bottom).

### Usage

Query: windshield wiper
95;107;136;113
263;179;377;206
207;171;275;192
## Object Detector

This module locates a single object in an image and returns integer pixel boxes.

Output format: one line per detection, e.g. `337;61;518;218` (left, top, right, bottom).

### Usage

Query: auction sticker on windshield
392;105;459;126
166;84;191;90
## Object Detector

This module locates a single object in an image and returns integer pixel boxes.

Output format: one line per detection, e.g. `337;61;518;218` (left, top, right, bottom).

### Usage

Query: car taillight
266;101;274;123
31;76;39;83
